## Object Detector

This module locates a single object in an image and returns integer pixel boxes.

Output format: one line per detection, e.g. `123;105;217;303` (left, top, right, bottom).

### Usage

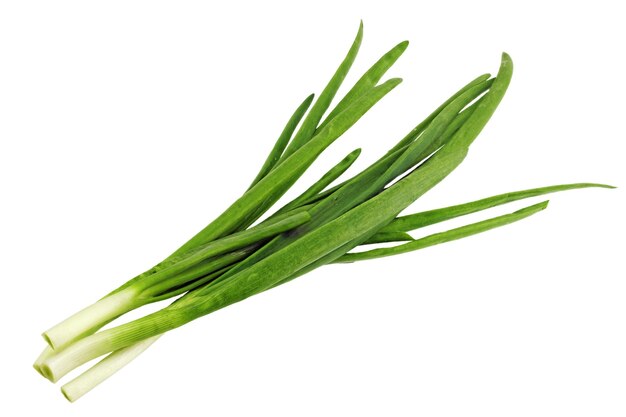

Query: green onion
34;25;613;402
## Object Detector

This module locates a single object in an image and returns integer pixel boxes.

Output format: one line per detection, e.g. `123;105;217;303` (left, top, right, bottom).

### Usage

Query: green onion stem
61;336;160;402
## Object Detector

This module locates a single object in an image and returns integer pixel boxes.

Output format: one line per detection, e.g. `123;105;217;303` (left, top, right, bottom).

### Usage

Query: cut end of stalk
33;345;55;379
32;363;44;377
39;363;57;383
61;386;74;403
41;332;55;350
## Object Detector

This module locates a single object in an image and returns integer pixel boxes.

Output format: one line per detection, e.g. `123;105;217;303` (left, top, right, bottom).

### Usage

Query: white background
1;1;624;415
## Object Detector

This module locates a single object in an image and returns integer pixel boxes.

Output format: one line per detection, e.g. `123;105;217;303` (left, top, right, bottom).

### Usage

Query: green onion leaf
336;200;549;263
381;183;615;233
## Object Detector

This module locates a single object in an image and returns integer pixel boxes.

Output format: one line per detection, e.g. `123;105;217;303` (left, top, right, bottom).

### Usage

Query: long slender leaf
380;183;615;233
336;201;549;263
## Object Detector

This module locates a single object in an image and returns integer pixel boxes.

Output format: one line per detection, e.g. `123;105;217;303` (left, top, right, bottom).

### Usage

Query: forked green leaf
317;40;409;130
281;22;364;159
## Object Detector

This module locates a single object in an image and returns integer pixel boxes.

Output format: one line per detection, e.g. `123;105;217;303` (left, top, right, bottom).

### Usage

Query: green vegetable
33;24;613;403
40;23;405;352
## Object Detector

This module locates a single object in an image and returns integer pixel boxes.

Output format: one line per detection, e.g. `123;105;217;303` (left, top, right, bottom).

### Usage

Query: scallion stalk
33;26;613;403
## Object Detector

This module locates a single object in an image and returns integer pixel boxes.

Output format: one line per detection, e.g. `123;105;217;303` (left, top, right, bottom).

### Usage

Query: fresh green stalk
35;28;614;404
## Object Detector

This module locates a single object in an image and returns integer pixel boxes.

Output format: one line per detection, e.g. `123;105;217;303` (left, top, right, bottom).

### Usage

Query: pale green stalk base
61;336;160;402
40;331;114;382
41;308;184;382
42;288;138;350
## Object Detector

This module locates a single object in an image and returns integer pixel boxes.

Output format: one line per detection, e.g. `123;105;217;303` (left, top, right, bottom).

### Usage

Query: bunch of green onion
33;23;612;402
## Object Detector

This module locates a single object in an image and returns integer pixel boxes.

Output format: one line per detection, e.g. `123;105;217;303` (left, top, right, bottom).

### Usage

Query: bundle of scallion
33;22;613;402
